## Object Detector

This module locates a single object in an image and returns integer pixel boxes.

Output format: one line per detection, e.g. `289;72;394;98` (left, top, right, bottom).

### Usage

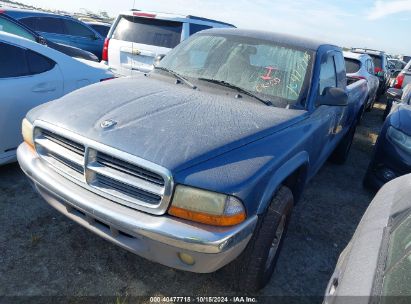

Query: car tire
329;123;356;164
363;164;378;191
383;99;392;121
362;167;373;189
366;96;375;112
225;186;293;292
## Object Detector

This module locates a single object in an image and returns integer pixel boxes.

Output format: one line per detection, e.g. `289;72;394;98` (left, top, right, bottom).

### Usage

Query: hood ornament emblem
100;119;117;129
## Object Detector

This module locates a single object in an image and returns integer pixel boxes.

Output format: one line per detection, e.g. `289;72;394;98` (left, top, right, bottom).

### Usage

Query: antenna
133;0;136;9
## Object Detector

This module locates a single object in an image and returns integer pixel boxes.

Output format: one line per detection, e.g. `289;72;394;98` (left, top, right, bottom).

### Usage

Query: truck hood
28;76;307;172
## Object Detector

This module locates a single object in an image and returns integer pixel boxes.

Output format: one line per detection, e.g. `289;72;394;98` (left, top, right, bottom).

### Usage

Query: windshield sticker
260;66;277;80
287;52;311;97
256;66;282;92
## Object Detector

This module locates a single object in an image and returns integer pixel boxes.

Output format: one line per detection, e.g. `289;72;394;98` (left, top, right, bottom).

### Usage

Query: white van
102;10;235;75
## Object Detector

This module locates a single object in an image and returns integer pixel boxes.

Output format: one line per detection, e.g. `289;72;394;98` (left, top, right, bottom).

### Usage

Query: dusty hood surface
28;75;306;171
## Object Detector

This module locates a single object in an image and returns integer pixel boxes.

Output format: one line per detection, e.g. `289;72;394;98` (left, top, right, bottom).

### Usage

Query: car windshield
381;212;411;300
157;34;314;108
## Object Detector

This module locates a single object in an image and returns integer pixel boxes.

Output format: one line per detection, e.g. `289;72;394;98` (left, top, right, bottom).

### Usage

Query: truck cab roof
202;28;337;51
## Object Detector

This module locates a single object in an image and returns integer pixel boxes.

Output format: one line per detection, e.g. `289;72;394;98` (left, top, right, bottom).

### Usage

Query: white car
103;10;235;76
0;32;114;165
344;51;380;111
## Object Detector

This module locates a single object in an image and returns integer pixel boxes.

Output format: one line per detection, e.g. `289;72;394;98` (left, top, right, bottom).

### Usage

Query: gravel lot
0;103;385;303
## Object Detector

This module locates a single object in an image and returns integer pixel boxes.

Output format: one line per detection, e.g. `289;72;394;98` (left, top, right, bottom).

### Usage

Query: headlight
22;118;34;150
168;185;246;226
387;126;411;153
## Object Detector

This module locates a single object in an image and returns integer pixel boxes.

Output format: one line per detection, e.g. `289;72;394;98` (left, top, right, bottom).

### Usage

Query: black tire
357;105;366;124
226;186;294;292
362;163;380;191
362;166;374;189
383;99;392;121
329;123;356;164
364;95;374;112
366;96;375;112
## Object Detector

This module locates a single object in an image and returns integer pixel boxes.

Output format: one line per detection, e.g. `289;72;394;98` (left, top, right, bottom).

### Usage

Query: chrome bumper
17;143;257;273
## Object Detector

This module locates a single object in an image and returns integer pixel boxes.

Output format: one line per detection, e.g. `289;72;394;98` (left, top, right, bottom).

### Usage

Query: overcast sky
13;0;411;55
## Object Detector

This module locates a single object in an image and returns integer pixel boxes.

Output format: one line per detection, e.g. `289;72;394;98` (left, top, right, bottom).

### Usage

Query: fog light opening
178;252;195;266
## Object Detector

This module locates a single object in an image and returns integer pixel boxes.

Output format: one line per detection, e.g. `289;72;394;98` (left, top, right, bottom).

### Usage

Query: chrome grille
95;152;164;186
33;125;173;215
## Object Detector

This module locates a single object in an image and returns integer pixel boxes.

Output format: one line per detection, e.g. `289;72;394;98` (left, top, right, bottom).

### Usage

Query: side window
63;19;95;38
189;23;212;35
0;42;55;78
319;54;337;95
0;42;29;78
26;50;56;74
19;17;37;30
36;17;65;34
0;17;36;41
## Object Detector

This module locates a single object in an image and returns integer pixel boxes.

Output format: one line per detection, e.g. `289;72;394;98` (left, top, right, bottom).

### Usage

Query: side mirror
316;87;348;107
386;88;403;99
38;36;47;45
153;54;166;67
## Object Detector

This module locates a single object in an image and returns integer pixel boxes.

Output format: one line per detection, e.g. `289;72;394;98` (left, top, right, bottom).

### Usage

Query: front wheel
225;186;294;292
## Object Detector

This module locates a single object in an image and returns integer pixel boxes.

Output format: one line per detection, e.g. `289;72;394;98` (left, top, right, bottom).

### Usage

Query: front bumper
17;143;257;273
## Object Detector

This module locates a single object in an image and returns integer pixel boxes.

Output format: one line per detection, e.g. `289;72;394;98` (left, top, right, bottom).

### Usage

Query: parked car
0;32;114;165
3;7;106;59
383;84;411;120
352;48;391;96
85;21;111;37
363;89;411;190
388;58;407;79
402;55;411;63
344;51;379;111
104;10;235;75
17;29;367;291
392;59;411;90
0;13;99;62
325;174;411;303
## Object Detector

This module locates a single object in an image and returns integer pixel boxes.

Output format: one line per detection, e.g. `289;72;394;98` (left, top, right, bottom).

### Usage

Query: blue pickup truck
17;29;367;291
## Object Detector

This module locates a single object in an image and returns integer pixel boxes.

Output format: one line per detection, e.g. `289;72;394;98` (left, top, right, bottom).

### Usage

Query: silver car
325;174;411;303
344;51;380;110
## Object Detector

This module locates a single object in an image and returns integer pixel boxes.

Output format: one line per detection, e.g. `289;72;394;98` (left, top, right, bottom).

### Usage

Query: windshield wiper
198;78;273;106
155;66;197;89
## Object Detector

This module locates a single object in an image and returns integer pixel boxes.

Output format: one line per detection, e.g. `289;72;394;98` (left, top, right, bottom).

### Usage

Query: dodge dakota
18;29;367;291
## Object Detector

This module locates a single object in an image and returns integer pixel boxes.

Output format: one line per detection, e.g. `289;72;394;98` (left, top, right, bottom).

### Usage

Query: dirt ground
0;103;385;303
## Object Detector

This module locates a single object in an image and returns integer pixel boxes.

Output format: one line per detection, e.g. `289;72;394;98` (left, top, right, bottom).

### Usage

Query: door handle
32;83;57;93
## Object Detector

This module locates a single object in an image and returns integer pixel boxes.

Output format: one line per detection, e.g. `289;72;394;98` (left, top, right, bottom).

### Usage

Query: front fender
257;151;309;214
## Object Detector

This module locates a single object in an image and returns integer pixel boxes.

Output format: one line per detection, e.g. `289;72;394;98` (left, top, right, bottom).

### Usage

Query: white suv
102;10;235;75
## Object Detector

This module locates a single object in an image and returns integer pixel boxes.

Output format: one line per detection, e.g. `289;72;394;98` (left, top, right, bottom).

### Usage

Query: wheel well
282;165;307;204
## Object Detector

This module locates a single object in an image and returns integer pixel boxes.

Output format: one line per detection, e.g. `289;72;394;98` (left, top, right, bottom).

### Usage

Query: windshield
158;34;314;108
